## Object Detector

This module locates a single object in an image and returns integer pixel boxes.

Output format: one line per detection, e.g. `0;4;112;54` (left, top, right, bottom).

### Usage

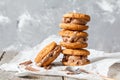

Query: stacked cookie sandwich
59;12;90;66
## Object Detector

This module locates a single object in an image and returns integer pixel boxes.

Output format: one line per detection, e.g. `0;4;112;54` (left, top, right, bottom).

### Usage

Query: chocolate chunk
62;36;87;43
80;55;83;59
76;61;79;65
19;60;32;66
49;54;53;57
72;59;75;62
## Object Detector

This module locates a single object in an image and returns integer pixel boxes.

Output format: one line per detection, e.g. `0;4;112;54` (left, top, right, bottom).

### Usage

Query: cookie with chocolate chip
59;23;88;31
61;47;90;66
59;29;88;37
63;12;90;23
34;41;61;67
62;49;90;56
59;29;88;44
62;54;90;66
60;41;88;49
62;60;90;66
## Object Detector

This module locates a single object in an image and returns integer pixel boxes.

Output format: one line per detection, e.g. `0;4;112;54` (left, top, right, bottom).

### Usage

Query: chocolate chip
49;54;53;57
80;55;83;59
69;37;74;42
72;60;74;62
76;61;79;65
83;37;88;41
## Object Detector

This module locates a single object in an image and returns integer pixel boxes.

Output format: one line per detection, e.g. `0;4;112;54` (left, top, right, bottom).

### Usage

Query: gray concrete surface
0;0;120;52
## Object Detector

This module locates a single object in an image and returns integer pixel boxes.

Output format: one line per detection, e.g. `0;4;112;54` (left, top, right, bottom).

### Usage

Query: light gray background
0;0;120;52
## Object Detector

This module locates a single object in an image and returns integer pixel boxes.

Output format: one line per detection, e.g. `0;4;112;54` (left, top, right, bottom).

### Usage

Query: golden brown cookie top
59;23;89;31
60;41;88;49
62;49;90;56
63;12;90;22
59;29;88;37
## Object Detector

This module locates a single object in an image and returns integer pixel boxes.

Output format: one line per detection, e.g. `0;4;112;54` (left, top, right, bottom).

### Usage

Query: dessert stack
59;12;91;66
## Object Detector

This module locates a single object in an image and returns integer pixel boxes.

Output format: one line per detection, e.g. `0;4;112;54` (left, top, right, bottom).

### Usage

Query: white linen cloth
0;35;120;80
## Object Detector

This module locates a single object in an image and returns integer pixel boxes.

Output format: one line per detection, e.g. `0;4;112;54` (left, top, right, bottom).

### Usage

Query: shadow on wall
0;0;120;52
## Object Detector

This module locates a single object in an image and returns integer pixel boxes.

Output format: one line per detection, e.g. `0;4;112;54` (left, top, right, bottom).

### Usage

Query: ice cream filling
37;45;61;67
62;17;87;25
62;55;89;65
62;36;87;43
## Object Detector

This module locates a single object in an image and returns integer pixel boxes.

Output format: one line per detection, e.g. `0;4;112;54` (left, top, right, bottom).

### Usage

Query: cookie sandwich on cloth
34;41;61;67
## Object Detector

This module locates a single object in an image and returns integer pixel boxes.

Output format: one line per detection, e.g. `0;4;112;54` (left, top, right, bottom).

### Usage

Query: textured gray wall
0;0;120;52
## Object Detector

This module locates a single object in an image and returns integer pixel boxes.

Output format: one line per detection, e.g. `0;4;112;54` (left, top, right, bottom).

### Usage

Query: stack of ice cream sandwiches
59;12;91;66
